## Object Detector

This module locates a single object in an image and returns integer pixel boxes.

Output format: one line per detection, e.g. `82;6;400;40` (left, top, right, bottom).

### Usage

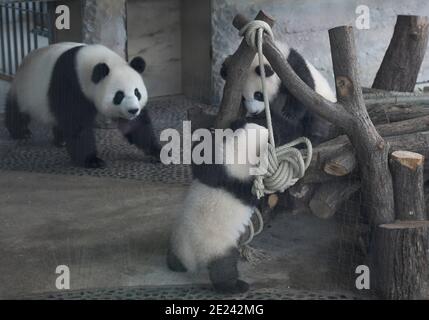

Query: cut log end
309;199;334;219
380;220;429;230
324;162;351;176
267;194;279;209
390;150;426;221
391;150;425;170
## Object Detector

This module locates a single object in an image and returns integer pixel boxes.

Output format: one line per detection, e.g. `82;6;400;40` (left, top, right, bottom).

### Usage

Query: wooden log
374;221;429;299
390;151;426;221
365;92;429;108
376;115;429;136
283;184;315;214
323;131;429;177
372;15;429;92
309;181;360;219
324;150;356;176
368;103;429;125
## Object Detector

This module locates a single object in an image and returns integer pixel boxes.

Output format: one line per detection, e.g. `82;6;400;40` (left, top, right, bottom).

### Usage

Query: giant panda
221;42;337;146
5;42;157;168
167;119;269;294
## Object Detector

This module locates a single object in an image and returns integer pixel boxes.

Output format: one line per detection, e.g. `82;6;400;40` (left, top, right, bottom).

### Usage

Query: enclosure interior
0;0;429;300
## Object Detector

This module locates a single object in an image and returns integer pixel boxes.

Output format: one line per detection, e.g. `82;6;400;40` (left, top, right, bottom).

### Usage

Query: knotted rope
237;21;313;263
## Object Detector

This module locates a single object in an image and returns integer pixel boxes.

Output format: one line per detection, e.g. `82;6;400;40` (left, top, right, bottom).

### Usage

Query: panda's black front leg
208;248;249;294
52;126;66;148
63;124;105;169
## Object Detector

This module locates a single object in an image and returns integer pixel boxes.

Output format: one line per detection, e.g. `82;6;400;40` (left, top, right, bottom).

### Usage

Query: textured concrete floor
0;170;363;299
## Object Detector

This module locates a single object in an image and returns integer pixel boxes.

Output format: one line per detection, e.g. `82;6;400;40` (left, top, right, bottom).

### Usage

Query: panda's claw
84;156;106;169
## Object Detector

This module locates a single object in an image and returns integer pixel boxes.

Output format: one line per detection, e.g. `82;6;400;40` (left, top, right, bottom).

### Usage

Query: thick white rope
237;21;313;263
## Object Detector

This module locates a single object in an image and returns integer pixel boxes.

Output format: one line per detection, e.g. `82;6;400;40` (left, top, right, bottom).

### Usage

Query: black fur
48;45;104;168
129;56;146;74
52;126;66;147
5;92;31;139
91;63;110;84
255;64;274;77
220;64;227;80
166;247;187;272
208;248;249;294
191;119;259;208
278;48;334;145
118;109;161;161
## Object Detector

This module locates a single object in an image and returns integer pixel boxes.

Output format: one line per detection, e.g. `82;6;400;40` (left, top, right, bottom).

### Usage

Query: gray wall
211;0;429;104
82;0;127;57
127;0;182;98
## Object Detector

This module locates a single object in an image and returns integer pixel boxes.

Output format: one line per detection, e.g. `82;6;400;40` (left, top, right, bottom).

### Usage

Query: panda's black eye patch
113;91;125;105
254;91;264;102
255;64;274;77
135;88;141;100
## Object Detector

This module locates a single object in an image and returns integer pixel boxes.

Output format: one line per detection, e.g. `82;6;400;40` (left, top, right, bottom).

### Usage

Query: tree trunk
372;15;429;92
390;151;426;221
374;221;429;299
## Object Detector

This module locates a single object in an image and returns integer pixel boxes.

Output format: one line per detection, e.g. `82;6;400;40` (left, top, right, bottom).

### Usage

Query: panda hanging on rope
221;42;337;146
5;42;160;168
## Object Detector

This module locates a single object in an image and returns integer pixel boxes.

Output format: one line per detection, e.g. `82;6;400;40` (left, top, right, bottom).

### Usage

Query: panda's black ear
255;64;275;77
92;63;110;84
130;56;146;74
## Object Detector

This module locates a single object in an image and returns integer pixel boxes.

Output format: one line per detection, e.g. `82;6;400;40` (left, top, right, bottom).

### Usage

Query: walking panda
221;42;337;146
5;42;158;168
167;119;269;294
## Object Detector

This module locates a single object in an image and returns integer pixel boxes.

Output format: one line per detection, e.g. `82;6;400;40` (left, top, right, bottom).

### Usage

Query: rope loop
239;20;274;51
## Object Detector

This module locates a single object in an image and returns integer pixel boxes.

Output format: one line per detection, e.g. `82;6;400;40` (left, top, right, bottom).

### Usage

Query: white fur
241;42;336;116
170;181;254;271
12;42;79;124
75;44;148;119
170;123;268;272
242;54;282;116
10;42;148;125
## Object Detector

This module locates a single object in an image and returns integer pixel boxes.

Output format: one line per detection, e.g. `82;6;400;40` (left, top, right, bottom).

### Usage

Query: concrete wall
211;0;429;104
82;0;127;57
127;0;182;98
181;0;212;104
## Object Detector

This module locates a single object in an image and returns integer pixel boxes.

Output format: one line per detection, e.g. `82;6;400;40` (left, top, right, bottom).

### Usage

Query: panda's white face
242;56;281;117
95;66;148;120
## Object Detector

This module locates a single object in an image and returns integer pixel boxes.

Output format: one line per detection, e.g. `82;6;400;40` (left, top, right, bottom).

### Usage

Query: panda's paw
84;155;106;169
213;280;249;294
